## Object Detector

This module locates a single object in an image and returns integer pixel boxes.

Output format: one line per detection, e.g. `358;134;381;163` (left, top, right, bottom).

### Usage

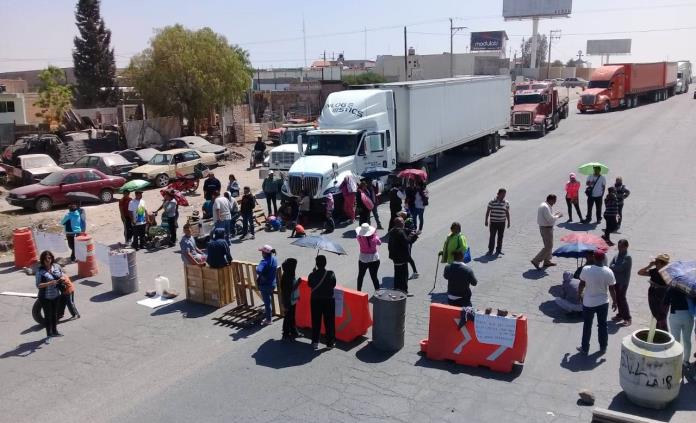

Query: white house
0;93;28;124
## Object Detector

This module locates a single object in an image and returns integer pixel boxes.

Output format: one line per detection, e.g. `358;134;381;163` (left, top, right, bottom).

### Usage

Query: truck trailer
578;62;678;113
283;76;511;204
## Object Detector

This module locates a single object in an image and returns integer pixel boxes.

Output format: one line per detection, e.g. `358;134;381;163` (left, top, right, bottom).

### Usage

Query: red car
6;168;125;212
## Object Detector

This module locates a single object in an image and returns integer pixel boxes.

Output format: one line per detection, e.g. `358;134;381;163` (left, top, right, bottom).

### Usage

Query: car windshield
103;155;131;166
514;94;543;105
304;134;360;157
148;154;172;165
281;130;309;145
588;80;610;89
22;156;56;169
138;148;158;161
39;172;65;186
515;84;530;91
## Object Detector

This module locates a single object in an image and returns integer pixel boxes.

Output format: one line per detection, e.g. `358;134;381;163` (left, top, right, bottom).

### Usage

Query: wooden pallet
253;206;267;225
184;264;234;308
230;260;284;317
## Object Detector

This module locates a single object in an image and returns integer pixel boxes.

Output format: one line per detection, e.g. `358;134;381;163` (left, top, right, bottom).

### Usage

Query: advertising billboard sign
470;31;508;51
586;39;632;55
503;0;572;19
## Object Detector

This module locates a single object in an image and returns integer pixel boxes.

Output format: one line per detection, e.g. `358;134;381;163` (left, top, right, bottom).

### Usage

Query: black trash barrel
110;248;139;294
372;289;407;351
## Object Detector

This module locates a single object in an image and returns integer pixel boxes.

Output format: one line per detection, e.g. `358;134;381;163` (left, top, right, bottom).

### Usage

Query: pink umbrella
559;233;609;252
160;189;189;207
397;168;428;181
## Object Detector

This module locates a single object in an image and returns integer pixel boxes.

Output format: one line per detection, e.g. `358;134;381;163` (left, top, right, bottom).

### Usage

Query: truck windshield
304;134;360;157
514;94;543;105
677;72;683;78
588;80;610;89
281;130;307;145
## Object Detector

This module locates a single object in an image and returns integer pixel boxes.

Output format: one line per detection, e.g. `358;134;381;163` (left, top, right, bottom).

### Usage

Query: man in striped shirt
485;188;511;255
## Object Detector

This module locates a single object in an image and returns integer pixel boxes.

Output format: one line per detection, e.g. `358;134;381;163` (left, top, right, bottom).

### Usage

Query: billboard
470;31;508;51
586;39;632;55
503;0;572;19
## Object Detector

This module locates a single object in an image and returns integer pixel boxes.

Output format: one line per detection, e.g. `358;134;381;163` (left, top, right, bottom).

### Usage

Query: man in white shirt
212;190;232;243
128;191;147;250
577;251;617;355
531;194;562;269
583;166;606;224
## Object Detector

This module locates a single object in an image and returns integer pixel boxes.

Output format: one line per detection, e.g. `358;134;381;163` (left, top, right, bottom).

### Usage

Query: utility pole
449;18;467;78
546;29;561;79
302;16;307;68
364;26;367;61
403;26;408;81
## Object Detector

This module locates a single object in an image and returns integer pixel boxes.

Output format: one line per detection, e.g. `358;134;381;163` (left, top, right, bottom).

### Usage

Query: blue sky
1;0;695;72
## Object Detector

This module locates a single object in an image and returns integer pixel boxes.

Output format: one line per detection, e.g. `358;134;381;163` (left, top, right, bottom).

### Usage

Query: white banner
474;314;517;349
108;253;129;277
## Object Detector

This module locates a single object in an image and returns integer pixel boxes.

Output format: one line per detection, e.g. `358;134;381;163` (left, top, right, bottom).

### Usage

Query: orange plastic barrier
76;235;98;277
419;304;528;373
13;227;38;268
295;278;373;343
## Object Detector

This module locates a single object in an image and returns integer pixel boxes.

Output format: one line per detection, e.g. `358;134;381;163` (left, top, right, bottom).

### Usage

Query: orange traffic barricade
420;303;528;373
295;278;372;343
76;234;98;277
13;227;38;268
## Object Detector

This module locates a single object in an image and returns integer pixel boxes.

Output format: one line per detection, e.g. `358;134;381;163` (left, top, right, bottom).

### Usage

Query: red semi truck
510;81;569;137
577;62;678;113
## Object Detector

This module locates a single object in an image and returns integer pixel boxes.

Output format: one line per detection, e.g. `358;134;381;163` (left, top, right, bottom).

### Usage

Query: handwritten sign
74;240;88;262
108;253;129;277
33;231;50;252
334;288;344;317
33;231;69;253
474;314;517;348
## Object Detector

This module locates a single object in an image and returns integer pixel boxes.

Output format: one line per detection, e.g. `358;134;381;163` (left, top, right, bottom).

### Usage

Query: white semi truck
676;61;692;94
283;76;511;205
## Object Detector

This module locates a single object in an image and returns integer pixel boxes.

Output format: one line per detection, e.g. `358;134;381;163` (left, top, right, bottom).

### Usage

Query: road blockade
76;235;98;277
295;278;372;342
420;303;528;373
13;227;38;268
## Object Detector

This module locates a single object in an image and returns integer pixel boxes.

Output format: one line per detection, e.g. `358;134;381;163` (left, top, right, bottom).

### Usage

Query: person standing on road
485;188;510;255
577;251;617;355
212;190;232;243
203;172;221;201
323;192;335;234
339;174;357;223
388;182;405;231
564;173;582;222
239;186;256;240
398;211;420;279
602;187;619;246
262;171;279;216
637;253;671;331
614;177;630;230
355;223;382;292
227;174;240;198
36;251;64;339
155;191;178;247
280;258;300;341
356;181;373;225
60;203;82;261
368;180;383;229
531;194;562;269
583;166;606;224
119;190;133;244
665;284;693;367
409;180;428;232
439;222;468;265
256;245;278;326
609;239;632;326
308;254;336;349
388;217;413;295
57;271;79;320
443;250;478;307
129;191;148;250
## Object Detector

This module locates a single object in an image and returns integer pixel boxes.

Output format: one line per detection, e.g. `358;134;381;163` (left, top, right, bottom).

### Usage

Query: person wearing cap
577;251;617;355
531;194;562;270
203;172;221;201
601;186;619;246
355;223;382;292
262;171;279;216
308;254;337;349
128;191;148;250
583;166;606;224
609;239;632;326
119;190;133;244
206;228;232;269
256;245;278;325
564;173;582;222
638;253;671;331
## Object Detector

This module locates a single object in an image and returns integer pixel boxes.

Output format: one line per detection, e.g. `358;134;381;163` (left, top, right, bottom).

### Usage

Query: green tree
34;66;73;126
551;59;563;67
126;25;252;131
520;35;548;68
342;72;386;85
72;0;118;107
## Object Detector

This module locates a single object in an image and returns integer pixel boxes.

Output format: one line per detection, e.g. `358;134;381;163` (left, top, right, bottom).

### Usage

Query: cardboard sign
108;253;129;277
74;240;88;261
474;314;517;348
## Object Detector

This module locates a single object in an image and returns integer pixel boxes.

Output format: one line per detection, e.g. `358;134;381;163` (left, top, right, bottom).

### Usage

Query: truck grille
271;151;297;169
513;112;532;126
581;95;595;105
288;175;320;197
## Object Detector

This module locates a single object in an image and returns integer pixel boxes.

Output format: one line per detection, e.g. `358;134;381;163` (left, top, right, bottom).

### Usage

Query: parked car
562;77;588;88
63;153;138;178
1;153;63;186
116;148;159;166
6;168;125;212
164;136;229;161
128;148;217;188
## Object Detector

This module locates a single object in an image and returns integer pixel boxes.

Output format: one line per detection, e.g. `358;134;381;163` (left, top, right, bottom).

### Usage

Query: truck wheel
494;133;501;150
35;196;52;212
538;125;546;138
480;136;493;156
550;115;558;130
579;109;586;114
603;102;610;113
155;173;170;188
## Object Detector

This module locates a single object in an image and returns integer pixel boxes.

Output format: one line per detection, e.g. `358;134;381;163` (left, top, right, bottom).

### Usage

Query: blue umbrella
291;235;346;256
659;261;696;297
552;241;599;258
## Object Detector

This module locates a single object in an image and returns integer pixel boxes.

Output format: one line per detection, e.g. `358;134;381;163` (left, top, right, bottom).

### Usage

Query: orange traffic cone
13;227;38;268
76;234;98;277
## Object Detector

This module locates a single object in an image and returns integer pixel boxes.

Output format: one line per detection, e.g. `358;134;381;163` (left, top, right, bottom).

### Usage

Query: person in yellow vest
439;222;468;264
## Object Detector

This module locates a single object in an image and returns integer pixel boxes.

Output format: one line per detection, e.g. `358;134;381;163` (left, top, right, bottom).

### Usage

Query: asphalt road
2;92;696;423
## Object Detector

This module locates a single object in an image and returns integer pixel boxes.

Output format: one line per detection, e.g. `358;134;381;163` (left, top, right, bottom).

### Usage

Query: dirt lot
0;144;267;252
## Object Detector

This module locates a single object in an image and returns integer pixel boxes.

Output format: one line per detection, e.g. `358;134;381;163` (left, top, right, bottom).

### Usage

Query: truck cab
264;123;315;172
578;65;625;113
510;82;568;137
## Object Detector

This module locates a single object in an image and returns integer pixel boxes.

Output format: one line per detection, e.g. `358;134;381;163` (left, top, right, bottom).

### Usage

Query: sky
1;0;695;72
